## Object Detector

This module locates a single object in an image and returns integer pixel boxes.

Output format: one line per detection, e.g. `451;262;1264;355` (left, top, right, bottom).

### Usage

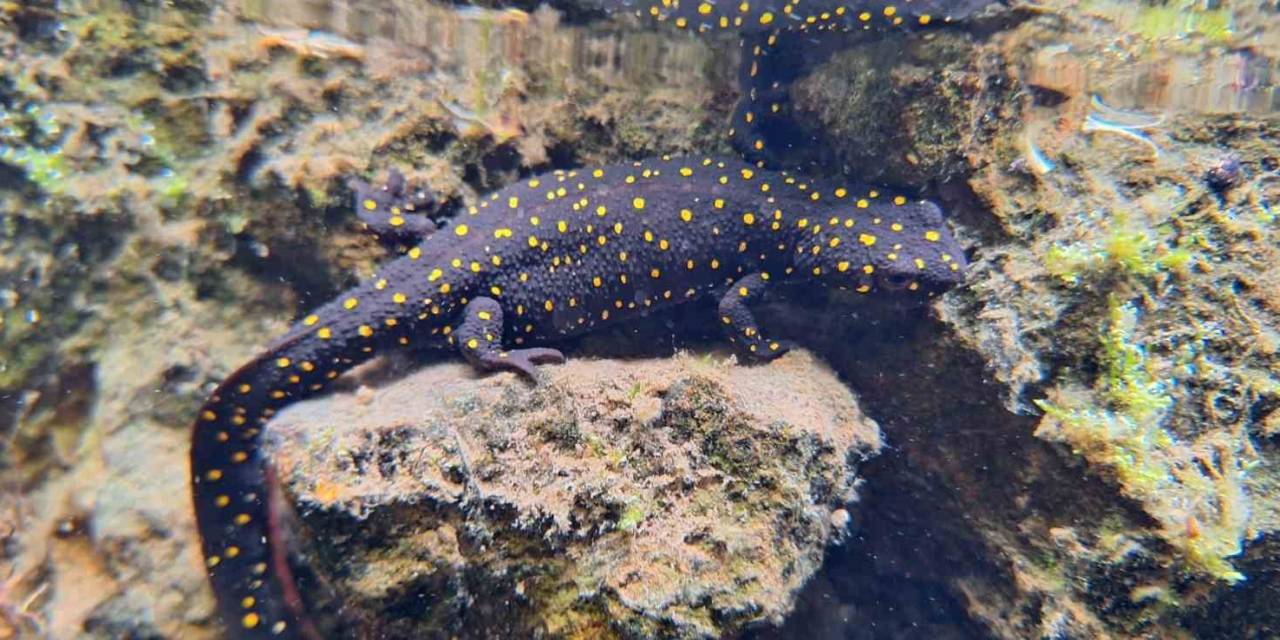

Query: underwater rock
264;349;881;639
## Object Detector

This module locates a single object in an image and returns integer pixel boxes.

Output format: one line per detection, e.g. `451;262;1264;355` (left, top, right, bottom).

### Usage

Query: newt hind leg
455;297;565;379
349;169;438;248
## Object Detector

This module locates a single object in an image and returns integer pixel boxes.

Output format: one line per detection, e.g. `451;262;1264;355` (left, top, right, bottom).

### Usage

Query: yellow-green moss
1036;296;1248;583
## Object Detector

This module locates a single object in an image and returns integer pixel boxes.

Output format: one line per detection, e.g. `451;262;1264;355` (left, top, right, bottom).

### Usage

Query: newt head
814;197;967;298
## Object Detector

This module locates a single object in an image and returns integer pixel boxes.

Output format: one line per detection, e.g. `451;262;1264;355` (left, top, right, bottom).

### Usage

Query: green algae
1036;296;1249;583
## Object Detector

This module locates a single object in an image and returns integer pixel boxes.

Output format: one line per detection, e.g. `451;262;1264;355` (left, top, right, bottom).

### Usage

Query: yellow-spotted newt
622;0;994;33
190;155;966;637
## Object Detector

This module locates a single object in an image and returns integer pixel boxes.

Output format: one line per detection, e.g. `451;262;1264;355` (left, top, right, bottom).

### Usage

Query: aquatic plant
1036;296;1249;583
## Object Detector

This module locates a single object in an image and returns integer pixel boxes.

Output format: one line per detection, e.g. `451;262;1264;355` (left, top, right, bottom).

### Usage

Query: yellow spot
658;239;670;251
925;230;942;242
837;261;850;272
738;286;749;297
343;297;359;310
407;247;421;260
894;195;907;205
644;230;654;242
740;168;754;180
859;233;877;246
358;325;373;338
508;196;519;209
742;212;755;225
856;199;869;209
698;2;713;13
231;451;248;463
429;268;443;281
494;227;513;239
632;197;646;210
650;268;661;278
675;16;688;27
544;300;555;311
714;198;725;209
680;167;694;177
797;218;809;228
759;11;774;24
226;546;241;559
857;284;871;293
710;258;720;269
863;264;875;274
470;261;481;273
834;188;847;198
891;222;904;232
919;14;931;24
206;469;223;481
680;209;693;222
215;495;230;507
593;169;604;178
859;11;870;21
883;5;896;16
242;613;260;629
363;199;377;211
829;237;842;248
388;216;405;227
528;235;540;248
530;216;541;226
276;357;291;368
303;314;319;326
454;224;469;237
317;327;332;340
915;258;927;269
391;292;407;305
201;410;217;422
234;513;251;525
466;338;479;349
439;283;451;294
300;361;315;372
593;276;603;288
207;556;220;567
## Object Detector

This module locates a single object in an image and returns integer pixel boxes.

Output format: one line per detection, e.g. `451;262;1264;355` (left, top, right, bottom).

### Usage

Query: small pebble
1205;155;1242;193
829;508;850;529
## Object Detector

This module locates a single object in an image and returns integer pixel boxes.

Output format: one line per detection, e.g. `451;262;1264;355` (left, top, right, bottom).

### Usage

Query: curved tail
190;312;394;637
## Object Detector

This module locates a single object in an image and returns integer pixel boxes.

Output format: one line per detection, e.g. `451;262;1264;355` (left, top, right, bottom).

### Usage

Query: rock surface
265;350;881;639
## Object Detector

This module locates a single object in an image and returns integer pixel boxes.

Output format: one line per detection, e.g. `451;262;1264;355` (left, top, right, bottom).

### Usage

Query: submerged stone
265;350;881;639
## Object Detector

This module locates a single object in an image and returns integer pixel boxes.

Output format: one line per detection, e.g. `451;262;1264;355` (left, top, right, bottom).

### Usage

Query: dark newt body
616;0;993;33
191;155;966;638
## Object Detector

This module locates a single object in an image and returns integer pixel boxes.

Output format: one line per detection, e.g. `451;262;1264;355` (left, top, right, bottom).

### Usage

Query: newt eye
878;272;913;291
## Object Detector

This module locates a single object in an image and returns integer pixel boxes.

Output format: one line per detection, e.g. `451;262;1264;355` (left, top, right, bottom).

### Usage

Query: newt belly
190;155;966;638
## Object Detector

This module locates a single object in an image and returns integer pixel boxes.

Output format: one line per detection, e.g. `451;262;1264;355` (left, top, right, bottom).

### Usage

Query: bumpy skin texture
190;155;966;638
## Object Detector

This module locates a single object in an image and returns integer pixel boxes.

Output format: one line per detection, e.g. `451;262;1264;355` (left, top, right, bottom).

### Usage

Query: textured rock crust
265;350;881;639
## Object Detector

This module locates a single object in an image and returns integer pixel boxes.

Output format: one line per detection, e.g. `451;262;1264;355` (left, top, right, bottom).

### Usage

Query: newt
621;0;994;33
190;155;967;638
